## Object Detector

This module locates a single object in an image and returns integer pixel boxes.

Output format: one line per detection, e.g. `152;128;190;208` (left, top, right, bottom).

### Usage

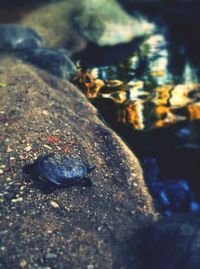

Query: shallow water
77;6;200;214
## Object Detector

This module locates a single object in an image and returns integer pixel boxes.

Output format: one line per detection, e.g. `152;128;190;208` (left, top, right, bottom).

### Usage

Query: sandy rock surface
0;56;157;269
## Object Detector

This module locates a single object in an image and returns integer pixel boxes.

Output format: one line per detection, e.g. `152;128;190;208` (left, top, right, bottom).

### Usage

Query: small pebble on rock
19;259;27;268
87;265;94;269
11;197;23;203
50;200;60;209
45;253;58;260
24;145;32;152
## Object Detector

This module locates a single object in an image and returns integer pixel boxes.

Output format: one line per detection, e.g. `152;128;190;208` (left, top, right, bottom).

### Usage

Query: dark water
77;4;200;215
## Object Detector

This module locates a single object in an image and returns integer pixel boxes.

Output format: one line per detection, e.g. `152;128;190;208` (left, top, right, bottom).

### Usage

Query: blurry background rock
20;0;87;54
0;24;43;50
140;213;200;269
18;48;76;80
74;0;154;46
0;0;155;54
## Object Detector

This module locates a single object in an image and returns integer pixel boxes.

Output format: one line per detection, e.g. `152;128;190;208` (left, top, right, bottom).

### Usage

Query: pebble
11;197;23;203
44;144;52;150
50;200;60;209
24;145;32;152
7;146;12;153
19;259;27;268
0;169;4;174
37;267;51;269
87;265;94;269
42;110;49;116
45;253;58;260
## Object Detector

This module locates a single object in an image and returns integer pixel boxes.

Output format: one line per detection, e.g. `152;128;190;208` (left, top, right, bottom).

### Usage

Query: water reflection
77;19;200;214
78;29;200;131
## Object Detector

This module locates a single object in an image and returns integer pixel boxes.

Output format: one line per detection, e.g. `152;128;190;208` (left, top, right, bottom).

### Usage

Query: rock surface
19;48;76;80
75;0;154;46
21;0;87;54
20;0;154;51
140;213;200;269
0;56;157;268
0;24;42;50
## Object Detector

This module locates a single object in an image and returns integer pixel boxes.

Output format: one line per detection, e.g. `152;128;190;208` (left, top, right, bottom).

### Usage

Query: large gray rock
75;0;155;46
21;0;87;54
21;0;154;51
0;56;157;269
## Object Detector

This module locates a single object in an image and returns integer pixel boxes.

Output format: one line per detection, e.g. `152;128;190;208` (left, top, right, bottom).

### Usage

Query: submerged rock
19;48;76;79
0;24;42;50
75;0;155;46
140;213;200;269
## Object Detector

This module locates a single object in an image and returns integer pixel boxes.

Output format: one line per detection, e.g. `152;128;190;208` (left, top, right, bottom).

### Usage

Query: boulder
21;0;154;51
21;0;87;54
140;213;200;269
75;0;155;46
0;56;157;268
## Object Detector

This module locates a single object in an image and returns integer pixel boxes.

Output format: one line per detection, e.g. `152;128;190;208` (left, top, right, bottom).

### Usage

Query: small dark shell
33;153;95;185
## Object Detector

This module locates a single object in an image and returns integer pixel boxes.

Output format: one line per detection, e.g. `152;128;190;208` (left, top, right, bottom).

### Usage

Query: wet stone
20;48;76;80
0;24;42;51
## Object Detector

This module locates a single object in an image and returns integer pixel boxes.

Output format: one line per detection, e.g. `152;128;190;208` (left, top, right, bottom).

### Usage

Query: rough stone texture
140;213;200;269
0;56;157;269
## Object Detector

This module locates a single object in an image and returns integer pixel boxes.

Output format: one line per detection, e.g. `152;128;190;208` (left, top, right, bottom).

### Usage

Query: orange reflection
118;101;144;130
78;67;200;130
188;103;200;120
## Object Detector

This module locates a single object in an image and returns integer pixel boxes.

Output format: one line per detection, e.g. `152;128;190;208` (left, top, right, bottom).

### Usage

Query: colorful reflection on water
78;29;200;131
76;18;200;214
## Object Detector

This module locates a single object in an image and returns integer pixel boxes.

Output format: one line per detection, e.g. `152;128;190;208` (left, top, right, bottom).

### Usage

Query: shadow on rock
139;213;200;269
